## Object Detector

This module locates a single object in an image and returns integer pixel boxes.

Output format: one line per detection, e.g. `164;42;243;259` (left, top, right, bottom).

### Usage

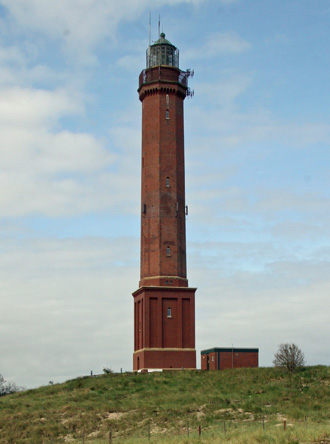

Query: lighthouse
133;32;196;371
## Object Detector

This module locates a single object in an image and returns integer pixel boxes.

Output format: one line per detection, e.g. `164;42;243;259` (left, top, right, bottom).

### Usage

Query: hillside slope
0;366;329;443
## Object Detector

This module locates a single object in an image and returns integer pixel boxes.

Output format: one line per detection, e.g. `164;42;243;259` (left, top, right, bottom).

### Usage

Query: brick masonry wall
133;62;196;371
139;76;188;287
219;351;258;370
201;350;259;371
133;287;195;349
134;349;196;371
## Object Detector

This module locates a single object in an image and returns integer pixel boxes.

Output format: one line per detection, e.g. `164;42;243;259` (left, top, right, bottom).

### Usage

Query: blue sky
0;0;329;388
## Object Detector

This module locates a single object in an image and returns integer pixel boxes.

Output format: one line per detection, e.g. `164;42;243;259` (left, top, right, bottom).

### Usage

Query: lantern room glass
146;33;179;68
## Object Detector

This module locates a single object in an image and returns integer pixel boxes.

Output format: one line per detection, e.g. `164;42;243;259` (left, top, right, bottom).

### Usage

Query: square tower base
134;349;196;371
133;286;196;371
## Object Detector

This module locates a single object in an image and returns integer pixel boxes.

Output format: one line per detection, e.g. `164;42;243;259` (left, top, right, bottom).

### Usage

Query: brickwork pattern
201;349;259;371
133;60;196;371
139;75;188;288
219;351;258;370
133;349;196;371
133;286;196;370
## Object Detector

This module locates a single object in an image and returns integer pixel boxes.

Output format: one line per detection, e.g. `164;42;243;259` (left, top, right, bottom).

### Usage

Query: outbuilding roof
201;347;259;355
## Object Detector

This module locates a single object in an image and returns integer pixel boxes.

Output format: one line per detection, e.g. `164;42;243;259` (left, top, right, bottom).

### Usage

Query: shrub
273;343;305;372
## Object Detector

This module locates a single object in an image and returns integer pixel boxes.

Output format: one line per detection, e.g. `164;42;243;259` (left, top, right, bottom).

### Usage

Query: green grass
0;366;329;443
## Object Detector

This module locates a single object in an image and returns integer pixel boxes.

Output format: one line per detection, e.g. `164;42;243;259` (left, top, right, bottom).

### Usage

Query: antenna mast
158;15;160;38
148;12;151;68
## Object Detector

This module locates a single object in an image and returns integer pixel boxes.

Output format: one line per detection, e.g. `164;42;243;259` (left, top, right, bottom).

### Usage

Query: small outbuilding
201;347;259;371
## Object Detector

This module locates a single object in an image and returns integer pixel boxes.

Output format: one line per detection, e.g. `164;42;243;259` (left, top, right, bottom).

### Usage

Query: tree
273;343;305;372
0;374;24;396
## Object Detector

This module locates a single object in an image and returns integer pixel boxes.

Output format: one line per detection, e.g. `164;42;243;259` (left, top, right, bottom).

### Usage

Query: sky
0;0;329;389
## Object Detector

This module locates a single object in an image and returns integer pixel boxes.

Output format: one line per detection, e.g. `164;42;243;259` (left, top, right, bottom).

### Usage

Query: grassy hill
0;366;329;443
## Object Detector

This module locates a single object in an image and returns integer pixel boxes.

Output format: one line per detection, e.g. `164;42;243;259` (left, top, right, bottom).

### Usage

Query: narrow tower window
166;109;169;119
167;307;172;318
166;246;171;256
166;177;170;187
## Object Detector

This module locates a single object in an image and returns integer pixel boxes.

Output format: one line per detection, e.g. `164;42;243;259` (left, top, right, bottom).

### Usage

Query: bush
0;374;24;396
273;343;305;372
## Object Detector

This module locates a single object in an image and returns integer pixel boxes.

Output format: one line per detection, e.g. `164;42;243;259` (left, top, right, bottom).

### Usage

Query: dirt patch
215;408;234;414
214;407;254;421
196;410;205;420
88;430;100;438
196;404;207;420
106;412;126;420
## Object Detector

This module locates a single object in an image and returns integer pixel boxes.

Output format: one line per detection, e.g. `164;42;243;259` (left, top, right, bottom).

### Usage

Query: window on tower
166;109;169;119
167;307;172;318
166;246;171;256
166;177;170;187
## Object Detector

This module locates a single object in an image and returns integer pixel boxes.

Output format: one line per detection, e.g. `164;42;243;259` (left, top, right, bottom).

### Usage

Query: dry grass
0;366;329;443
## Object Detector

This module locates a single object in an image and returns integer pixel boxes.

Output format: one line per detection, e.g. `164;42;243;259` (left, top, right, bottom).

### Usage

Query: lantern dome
146;33;179;69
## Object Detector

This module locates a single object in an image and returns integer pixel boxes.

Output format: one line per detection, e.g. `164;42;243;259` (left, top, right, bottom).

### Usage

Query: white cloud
0;44;27;85
196;74;253;107
0;87;81;127
0;44;23;65
205;31;251;55
186;81;330;158
2;232;329;387
2;0;118;63
193;249;330;367
256;189;330;216
0;40;70;89
0;127;139;217
0;86;142;218
185;31;251;61
116;54;144;72
1;0;218;63
271;221;330;241
0;236;138;387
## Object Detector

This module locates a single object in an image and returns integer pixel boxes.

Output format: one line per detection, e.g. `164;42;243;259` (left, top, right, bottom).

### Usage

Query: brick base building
201;347;259;371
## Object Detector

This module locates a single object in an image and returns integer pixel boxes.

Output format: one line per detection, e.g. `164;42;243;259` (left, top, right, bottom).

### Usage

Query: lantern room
146;32;179;68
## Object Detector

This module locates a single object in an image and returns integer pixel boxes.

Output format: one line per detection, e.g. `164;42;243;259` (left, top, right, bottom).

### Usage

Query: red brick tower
133;33;196;371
